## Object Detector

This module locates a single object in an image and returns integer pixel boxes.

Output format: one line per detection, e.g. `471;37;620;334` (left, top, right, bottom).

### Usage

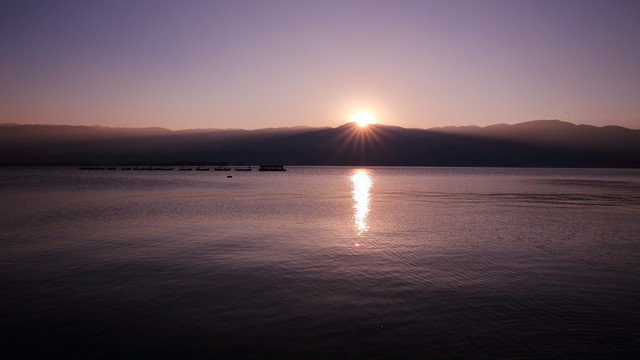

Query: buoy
227;175;232;178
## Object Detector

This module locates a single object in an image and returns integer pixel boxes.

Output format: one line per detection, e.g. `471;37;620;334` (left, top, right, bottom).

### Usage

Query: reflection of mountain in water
1;120;639;167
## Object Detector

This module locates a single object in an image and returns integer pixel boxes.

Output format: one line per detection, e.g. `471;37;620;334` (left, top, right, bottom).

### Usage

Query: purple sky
1;0;639;130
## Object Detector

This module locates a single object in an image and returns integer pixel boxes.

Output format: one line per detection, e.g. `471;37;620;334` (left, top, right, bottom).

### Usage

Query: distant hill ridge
1;120;639;167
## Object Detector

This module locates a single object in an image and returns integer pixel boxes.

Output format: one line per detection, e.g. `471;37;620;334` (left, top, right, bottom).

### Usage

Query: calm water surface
1;167;640;359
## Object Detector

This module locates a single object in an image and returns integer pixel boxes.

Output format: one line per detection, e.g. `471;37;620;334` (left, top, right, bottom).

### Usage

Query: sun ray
329;122;396;166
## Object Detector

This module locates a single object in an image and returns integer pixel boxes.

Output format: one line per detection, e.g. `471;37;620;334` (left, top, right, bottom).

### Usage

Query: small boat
235;166;252;171
134;167;146;170
107;167;117;170
195;167;210;171
121;167;132;170
160;168;174;171
146;167;160;171
214;166;231;171
179;166;192;171
258;165;286;171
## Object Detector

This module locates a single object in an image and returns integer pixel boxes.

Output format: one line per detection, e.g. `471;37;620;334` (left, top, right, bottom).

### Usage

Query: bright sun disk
352;112;375;127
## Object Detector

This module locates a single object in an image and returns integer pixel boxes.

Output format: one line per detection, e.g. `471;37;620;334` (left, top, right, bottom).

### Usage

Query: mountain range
1;120;639;167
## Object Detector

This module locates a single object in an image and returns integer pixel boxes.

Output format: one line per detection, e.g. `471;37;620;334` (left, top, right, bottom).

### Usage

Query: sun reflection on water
351;169;372;236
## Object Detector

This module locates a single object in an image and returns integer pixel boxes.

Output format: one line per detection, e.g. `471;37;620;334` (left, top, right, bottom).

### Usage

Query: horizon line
2;119;639;132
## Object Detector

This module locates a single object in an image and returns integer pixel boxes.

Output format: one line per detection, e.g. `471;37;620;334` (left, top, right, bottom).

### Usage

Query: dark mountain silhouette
1;120;639;167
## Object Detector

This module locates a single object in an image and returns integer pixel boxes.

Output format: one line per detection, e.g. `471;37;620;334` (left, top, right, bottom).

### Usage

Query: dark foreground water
1;166;640;359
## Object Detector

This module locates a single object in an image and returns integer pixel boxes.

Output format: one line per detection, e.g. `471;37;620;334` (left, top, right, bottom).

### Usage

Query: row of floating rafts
258;165;286;171
79;166;175;170
79;165;286;171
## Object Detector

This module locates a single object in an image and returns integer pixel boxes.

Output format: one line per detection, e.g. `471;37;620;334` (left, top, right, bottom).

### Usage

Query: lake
1;166;639;359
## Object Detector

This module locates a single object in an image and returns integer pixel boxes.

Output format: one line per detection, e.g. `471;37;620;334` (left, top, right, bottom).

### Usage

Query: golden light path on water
351;169;372;240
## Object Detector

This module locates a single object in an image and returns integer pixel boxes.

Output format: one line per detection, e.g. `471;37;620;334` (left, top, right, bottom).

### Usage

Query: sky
1;0;639;130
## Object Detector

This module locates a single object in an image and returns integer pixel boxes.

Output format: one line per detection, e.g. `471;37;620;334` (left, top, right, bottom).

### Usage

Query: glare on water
351;169;372;235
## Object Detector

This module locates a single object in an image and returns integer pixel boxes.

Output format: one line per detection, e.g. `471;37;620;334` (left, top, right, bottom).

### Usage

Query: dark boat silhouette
121;167;132;170
214;166;231;171
234;166;252;171
179;166;193;171
160;168;174;171
195;167;210;171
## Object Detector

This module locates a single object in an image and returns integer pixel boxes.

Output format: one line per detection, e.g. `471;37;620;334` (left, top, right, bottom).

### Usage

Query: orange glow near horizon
351;111;376;127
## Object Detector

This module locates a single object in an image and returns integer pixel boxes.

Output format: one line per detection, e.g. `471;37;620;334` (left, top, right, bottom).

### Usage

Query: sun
351;111;375;127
